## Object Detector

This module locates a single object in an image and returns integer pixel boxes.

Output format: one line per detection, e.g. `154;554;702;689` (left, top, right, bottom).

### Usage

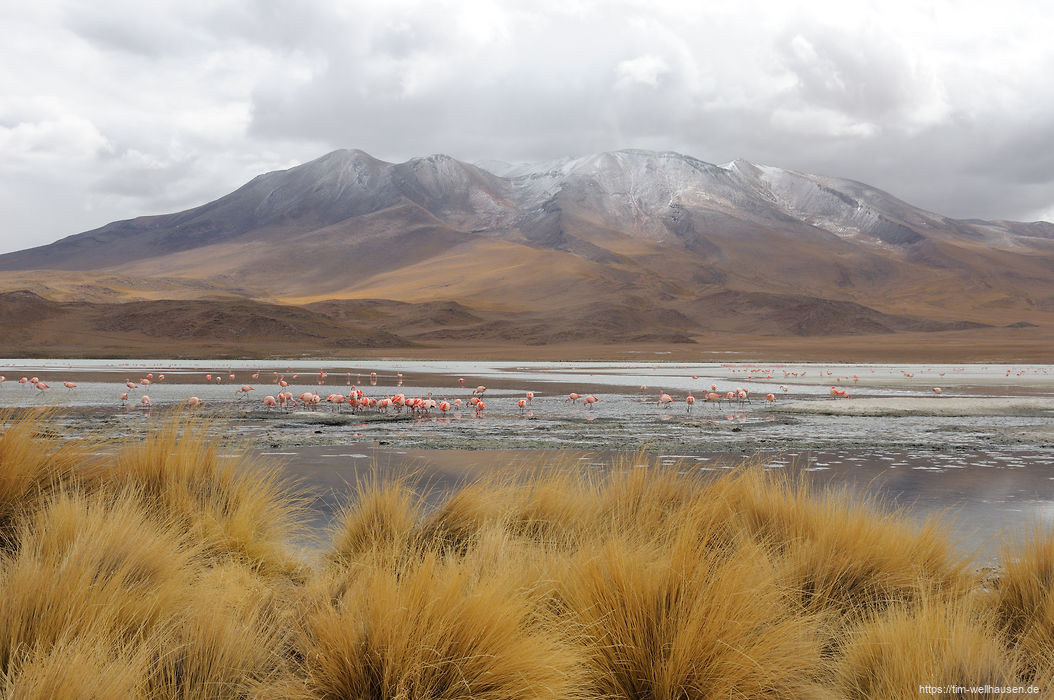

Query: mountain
1;149;1051;359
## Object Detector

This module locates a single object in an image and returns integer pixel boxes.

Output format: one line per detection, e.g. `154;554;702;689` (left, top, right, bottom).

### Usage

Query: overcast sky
2;0;1053;254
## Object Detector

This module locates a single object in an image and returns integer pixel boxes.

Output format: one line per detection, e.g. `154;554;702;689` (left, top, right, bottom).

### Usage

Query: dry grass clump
0;489;197;672
93;414;306;575
836;595;1019;698
5;411;1054;697
994;525;1054;680
143;563;301;699
0;634;145;700
710;467;972;616
0;409;90;549
329;473;424;563
303;551;587;699
556;534;830;698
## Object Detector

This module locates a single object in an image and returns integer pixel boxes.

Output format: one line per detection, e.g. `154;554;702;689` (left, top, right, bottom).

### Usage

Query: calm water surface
3;358;1052;560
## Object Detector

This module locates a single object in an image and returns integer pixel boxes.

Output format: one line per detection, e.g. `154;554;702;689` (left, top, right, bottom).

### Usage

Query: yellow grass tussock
837;594;1019;698
95;413;307;575
994;524;1054;680
303;551;588;699
3;411;1054;697
0;409;90;549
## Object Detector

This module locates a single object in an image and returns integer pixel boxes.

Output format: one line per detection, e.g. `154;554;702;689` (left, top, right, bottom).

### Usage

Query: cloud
1;0;1053;254
615;55;670;88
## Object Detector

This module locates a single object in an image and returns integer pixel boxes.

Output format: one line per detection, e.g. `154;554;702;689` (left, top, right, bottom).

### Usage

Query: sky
2;0;1053;254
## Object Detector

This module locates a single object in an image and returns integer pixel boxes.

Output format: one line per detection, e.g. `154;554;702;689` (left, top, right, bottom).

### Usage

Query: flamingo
236;385;255;398
566;392;581;403
472;385;487;396
119;392;129;405
583;395;599;409
262;395;277;410
474;399;486;417
685;392;695;413
517;398;527;414
126;380;138;390
63;381;77;391
140;395;151;407
526;391;534;402
765;393;775;403
157;374;165;381
657;392;674;409
932;387;943;396
438;400;451;415
186;396;202;407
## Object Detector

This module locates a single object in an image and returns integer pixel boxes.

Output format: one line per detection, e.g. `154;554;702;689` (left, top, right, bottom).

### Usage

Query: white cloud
615;54;670;88
0;0;1053;253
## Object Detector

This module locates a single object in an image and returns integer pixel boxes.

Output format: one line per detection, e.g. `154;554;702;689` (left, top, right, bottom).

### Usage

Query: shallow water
3;358;1053;561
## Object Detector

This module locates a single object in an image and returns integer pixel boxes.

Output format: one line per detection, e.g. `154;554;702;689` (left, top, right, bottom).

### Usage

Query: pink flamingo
472;385;487;396
765;393;775;403
126;380;138;389
474;399;486;417
140;395;151;407
63;381;77;391
657;392;674;409
119;392;129;405
565;392;581;403
262;395;277;410
186;396;202;407
932;387;943;396
685;392;695;413
517;398;527;414
583;395;599;409
236;385;255;398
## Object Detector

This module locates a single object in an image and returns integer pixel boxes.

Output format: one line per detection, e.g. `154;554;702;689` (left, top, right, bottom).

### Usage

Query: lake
3;357;1053;560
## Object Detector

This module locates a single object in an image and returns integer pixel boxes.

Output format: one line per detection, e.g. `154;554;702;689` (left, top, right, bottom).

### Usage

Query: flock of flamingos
0;365;954;418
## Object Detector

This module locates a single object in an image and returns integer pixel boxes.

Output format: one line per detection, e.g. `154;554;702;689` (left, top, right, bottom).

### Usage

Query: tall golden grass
0;409;1050;698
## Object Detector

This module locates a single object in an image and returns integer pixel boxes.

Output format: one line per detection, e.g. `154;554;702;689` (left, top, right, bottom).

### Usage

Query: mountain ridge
0;148;1051;358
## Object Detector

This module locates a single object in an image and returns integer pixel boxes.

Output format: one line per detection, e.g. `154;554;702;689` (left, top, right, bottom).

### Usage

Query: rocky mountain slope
1;149;1051;357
